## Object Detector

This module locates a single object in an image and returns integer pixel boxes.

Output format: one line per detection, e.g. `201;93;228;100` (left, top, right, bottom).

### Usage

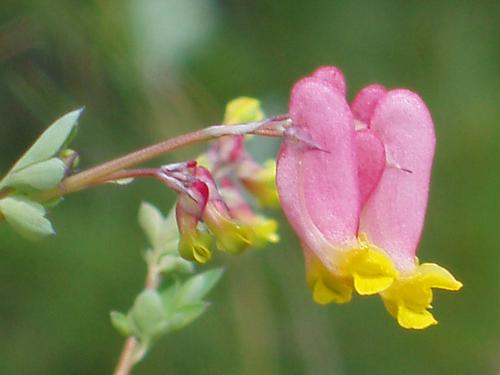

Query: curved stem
114;337;140;375
33;118;289;203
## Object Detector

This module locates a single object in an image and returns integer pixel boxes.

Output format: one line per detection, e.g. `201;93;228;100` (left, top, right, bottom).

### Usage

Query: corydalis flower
277;66;462;329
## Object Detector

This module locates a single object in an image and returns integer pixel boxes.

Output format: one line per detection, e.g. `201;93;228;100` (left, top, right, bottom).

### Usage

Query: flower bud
237;159;279;209
195;167;253;255
220;178;279;248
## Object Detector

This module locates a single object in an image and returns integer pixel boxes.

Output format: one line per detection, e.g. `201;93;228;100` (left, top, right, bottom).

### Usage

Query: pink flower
277;66;462;329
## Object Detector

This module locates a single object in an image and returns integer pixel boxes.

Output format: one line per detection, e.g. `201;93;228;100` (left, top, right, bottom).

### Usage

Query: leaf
174;268;223;307
130;289;167;339
159;281;181;316
9;108;83;173
138;202;179;250
0;158;66;191
110;311;133;337
157;254;194;275
0;196;55;240
168;302;208;331
138;202;165;248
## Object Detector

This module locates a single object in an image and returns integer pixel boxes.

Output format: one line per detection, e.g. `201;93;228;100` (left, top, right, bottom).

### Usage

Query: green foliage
0;196;54;240
111;269;222;344
110;202;223;365
0;109;82;191
1;158;66;192
0;109;82;239
139;201;179;251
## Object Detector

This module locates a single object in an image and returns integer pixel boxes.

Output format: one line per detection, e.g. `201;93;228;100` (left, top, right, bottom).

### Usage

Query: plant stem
33;118;289;203
112;224;165;375
114;337;140;375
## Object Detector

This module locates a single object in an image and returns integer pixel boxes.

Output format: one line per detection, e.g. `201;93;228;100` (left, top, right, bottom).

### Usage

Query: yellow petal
380;261;462;330
312;277;352;305
397;305;437;330
353;273;394;295
252;216;280;247
338;235;398;295
306;253;353;305
417;263;463;290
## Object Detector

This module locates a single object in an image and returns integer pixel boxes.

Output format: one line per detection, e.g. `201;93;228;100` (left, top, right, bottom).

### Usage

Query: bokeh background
0;1;498;374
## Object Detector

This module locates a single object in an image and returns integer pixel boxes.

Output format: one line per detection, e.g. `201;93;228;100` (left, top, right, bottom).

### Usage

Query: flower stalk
0;117;289;222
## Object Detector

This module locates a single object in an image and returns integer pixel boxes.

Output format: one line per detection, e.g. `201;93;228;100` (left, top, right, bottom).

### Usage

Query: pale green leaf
0;196;55;240
10;108;83;172
130;289;167;339
174;268;223;307
138;201;164;248
157;254;194;275
0;158;66;191
110;311;133;337
138;202;179;250
168;302;208;331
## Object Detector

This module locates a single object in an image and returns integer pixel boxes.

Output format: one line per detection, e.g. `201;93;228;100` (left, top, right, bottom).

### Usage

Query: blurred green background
1;1;498;374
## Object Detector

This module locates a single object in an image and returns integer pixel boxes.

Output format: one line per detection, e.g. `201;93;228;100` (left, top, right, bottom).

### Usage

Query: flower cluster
174;98;279;264
276;66;462;329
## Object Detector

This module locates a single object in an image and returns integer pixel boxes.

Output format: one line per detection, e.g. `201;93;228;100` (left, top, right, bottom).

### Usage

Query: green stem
113;218;166;375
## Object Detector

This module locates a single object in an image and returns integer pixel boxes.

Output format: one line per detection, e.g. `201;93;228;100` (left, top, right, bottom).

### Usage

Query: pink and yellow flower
277;66;462;329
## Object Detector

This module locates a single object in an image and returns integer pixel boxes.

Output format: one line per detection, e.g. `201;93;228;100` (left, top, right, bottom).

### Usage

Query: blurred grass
0;0;499;374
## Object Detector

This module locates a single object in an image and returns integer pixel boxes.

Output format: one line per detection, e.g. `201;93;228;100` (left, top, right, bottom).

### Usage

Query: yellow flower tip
252;216;280;248
307;256;353;305
417;263;463;291
223;97;265;125
339;234;398;295
244;159;280;209
312;277;352;305
397;305;438;330
380;261;462;330
353;273;394;296
178;231;213;264
213;220;254;255
192;244;212;264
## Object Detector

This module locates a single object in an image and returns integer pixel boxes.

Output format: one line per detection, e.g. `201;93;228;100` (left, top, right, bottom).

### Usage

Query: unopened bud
238;159;279;209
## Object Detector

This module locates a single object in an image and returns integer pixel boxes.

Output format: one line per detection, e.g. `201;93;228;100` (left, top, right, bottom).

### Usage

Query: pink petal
359;89;436;271
351;84;387;125
277;76;359;254
355;130;385;207
311;66;347;97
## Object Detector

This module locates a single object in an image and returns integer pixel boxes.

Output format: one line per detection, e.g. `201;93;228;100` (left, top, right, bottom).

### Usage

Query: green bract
110;268;223;344
0;109;82;191
0;196;55;240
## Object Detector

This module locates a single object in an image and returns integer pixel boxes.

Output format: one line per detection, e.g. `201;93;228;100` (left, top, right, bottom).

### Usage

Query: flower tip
311;66;347;96
312;278;352;305
396;305;438;330
178;231;213;264
213;221;253;255
353;273;395;296
223;97;265;125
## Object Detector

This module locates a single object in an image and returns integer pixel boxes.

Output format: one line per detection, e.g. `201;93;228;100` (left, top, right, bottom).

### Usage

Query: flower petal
351;84;387;125
311;66;347;96
355;130;386;206
277;76;359;260
359;89;436;270
305;251;353;304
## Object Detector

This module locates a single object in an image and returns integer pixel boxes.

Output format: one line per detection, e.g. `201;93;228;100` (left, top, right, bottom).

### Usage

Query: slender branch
112;224;165;375
114;337;140;375
32;117;289;203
